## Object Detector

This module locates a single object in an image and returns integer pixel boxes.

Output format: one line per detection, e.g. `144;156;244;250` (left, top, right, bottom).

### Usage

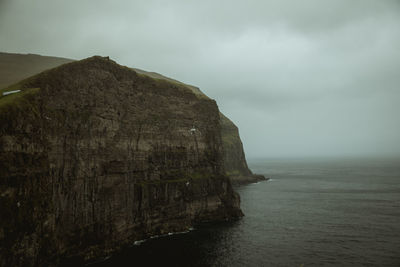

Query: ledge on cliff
0;56;243;266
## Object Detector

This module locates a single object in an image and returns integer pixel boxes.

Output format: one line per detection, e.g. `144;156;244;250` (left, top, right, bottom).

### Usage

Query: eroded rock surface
220;114;267;185
0;52;265;187
0;57;242;266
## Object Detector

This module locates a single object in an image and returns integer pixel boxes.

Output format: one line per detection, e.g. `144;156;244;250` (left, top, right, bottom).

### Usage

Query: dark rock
220;114;266;185
0;56;243;266
0;52;259;186
229;174;269;186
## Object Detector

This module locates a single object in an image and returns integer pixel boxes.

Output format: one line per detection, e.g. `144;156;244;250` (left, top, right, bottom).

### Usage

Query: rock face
0;52;264;186
220;114;267;185
220;115;251;174
132;65;266;185
0;57;243;266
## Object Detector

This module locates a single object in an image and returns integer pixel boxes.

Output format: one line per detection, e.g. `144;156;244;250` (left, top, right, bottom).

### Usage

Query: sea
93;157;400;267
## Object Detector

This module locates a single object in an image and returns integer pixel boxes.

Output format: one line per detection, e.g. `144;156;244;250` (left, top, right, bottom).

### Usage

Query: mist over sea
93;157;400;267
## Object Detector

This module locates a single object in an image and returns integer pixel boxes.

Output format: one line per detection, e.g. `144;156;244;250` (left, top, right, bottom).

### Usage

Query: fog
1;0;399;158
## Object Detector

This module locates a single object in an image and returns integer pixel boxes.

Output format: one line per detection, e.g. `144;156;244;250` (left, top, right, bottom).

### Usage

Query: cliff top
0;52;255;181
0;52;208;99
0;55;209;113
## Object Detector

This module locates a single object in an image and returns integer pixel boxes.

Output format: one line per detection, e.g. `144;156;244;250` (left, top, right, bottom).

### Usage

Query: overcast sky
1;0;399;158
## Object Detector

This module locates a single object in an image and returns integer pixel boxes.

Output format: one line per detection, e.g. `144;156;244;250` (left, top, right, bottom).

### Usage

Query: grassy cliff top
0;55;211;113
0;72;42;113
0;52;208;100
132;68;208;99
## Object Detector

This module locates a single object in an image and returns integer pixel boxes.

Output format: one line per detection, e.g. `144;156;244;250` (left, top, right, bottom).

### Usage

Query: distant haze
1;0;399;158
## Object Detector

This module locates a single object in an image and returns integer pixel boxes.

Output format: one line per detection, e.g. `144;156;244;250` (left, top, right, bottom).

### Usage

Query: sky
1;0;399;158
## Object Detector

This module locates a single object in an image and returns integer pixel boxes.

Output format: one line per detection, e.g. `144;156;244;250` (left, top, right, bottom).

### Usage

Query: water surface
94;158;400;266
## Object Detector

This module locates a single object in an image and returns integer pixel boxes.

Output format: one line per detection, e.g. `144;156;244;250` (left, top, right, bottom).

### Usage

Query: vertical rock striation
132;65;266;185
220;113;252;177
220;114;266;185
0;52;265;186
0;56;242;266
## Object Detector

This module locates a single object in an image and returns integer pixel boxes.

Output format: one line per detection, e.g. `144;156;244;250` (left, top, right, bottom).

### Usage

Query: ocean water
93;158;400;267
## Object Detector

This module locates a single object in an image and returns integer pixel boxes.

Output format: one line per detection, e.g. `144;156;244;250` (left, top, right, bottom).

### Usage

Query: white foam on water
132;227;195;246
133;240;146;246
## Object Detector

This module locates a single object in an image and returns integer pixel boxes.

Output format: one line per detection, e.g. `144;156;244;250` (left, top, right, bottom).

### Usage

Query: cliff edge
0;56;242;266
0;52;266;186
120;62;267;185
220;114;266;185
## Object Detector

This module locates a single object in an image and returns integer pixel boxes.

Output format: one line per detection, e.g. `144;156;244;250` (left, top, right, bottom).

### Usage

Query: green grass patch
0;88;40;109
0;79;41;117
135;70;208;100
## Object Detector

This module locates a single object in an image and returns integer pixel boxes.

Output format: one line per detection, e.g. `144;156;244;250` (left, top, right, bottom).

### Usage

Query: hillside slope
0;52;73;89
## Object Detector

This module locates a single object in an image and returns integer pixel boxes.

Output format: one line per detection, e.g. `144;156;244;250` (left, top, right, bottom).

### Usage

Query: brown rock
0;56;242;266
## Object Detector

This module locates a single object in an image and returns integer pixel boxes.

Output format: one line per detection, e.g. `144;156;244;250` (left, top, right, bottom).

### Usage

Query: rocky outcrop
220;114;267;185
0;57;242;266
133;65;266;185
220;115;251;175
0;52;265;186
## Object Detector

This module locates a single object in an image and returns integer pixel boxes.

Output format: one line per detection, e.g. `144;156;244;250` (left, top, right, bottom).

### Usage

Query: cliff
0;52;265;185
0;56;242;266
219;114;266;184
220;113;251;176
131;68;265;184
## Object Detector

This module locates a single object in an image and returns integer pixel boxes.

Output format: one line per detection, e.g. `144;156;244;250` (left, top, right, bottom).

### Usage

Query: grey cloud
0;0;399;158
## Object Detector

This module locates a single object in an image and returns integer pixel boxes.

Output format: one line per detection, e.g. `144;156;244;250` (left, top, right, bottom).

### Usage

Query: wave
133;227;195;246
